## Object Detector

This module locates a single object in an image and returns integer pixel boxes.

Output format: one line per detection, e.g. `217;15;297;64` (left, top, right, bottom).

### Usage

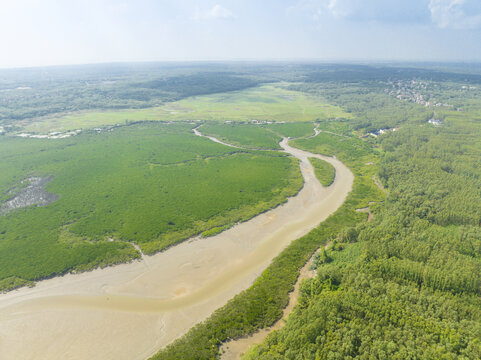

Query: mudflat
0;136;353;360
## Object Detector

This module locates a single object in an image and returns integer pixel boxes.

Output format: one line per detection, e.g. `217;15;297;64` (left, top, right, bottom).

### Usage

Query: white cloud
429;0;481;29
292;0;345;19
291;0;430;23
322;0;350;18
193;4;233;20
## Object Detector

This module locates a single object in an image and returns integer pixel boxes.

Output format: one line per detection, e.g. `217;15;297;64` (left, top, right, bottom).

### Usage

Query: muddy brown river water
0;131;353;360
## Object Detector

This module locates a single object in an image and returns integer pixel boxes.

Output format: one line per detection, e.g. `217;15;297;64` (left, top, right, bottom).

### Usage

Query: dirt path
319;129;351;138
355;207;373;222
0;131;353;360
193;127;244;149
220;242;331;360
356;200;378;222
372;175;387;194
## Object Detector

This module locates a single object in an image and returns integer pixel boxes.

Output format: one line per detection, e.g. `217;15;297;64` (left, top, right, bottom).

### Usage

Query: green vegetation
246;255;481;359
200;122;318;150
309;158;336;187
369;126;481;293
0;66;260;124
152;124;384;360
316;119;353;137
201;123;283;149
20;85;350;134
0;122;303;291
201;224;231;238
289;79;433;132
245;72;481;359
294;132;373;162
264;122;316;139
159;84;349;123
4;63;481;356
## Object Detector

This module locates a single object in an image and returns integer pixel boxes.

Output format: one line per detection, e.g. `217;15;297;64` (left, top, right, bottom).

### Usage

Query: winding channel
0;129;353;360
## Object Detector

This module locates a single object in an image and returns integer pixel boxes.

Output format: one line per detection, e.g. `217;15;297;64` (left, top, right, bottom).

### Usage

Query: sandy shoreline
219;242;331;360
0;134;353;360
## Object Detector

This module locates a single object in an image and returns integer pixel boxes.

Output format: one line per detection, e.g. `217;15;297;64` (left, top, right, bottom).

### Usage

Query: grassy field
21;84;351;133
0;122;303;291
309;158;336;186
200;122;318;150
293;132;374;163
201;124;283;149
264;122;316;138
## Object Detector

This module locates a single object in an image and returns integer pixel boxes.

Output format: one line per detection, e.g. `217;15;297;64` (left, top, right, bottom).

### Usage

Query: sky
1;0;481;68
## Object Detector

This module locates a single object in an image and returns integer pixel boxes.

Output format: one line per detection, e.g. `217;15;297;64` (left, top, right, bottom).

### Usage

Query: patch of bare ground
0;176;59;215
372;174;387;194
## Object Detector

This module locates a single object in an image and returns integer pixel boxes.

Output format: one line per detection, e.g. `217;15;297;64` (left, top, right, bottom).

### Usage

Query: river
0;130;353;360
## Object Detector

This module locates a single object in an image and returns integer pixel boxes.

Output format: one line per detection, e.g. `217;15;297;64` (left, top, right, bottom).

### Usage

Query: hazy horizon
2;0;481;69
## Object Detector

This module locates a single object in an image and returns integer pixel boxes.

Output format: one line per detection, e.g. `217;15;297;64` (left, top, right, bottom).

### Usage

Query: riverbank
219;241;331;360
0;133;353;360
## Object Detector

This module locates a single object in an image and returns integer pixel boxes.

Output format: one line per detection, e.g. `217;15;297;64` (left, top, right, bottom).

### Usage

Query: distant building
370;128;399;138
428;119;443;126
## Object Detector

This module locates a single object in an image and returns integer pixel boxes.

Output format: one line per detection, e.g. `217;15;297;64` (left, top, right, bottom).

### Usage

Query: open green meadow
0;122;303;291
201;123;283;149
264;122;316;139
200;122;317;150
21;84;351;134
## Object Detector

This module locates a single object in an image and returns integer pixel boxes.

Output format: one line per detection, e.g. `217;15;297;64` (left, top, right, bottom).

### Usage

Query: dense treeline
139;72;258;98
303;64;481;84
288;82;432;132
246;78;481;359
0;67;261;123
364;125;481;295
247;264;481;359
